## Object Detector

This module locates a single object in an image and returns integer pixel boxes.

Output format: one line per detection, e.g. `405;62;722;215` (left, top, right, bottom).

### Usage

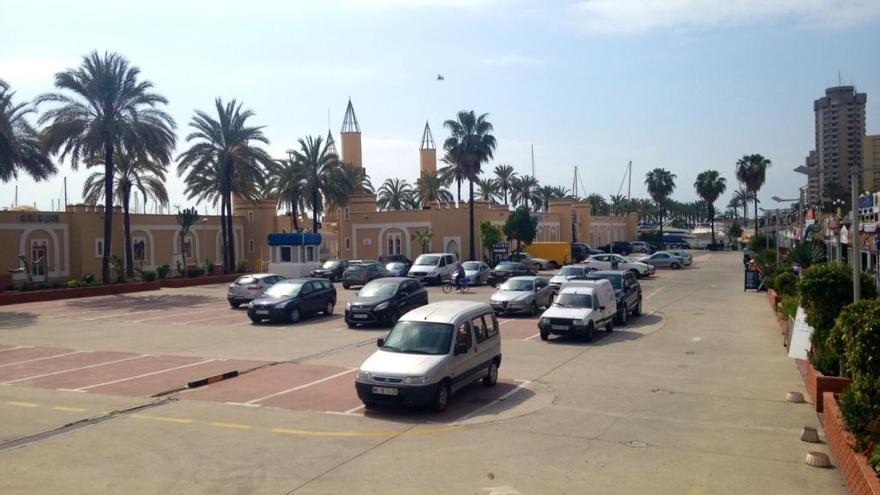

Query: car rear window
235;276;257;285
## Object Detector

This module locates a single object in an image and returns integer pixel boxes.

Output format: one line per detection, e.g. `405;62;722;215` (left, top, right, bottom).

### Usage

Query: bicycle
441;275;471;294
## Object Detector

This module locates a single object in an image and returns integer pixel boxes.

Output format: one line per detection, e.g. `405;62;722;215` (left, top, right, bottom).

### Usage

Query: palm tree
377;178;415;211
535;185;565;212
586;193;609;215
439;150;465;205
38;51;175;282
83;151;169;278
178;99;271;272
288;135;343;232
493;164;517;207
176;207;200;278
694;170;727;247
0;80;55;182
415;169;452;207
267;158;306;230
335;162;373;195
476;177;499;203
736;154;772;236
443;111;496;261
510;175;540;210
645;168;677;248
412;230;434;254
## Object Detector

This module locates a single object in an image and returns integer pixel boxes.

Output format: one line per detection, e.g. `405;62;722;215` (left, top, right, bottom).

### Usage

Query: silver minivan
355;300;502;412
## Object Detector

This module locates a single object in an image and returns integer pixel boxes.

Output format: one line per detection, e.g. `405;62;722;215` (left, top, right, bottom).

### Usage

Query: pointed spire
341;98;361;133
326;129;337;155
420;121;435;150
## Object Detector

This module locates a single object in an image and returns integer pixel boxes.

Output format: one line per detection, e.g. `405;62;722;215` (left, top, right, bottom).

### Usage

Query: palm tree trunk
123;187;134;280
456;178;461;207
754;196;759;237
468;179;476;261
709;204;716;247
312;185;319;232
225;186;235;271
290;194;299;231
102;144;114;284
181;231;187;279
219;193;229;273
658;202;664;250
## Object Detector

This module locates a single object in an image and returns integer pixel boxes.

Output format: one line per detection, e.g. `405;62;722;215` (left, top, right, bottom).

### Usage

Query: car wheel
629;269;640;278
229;301;240;309
389;310;400;327
540;330;549;341
529;301;538;316
584;322;595;342
549;261;559;270
618;307;628;326
483;361;498;387
606;320;613;332
342;283;351;290
633;298;642;316
289;308;301;323
323;301;334;315
671;262;680;270
432;381;451;412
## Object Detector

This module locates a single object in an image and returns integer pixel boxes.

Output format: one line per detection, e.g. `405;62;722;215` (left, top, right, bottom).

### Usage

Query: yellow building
864;134;880;193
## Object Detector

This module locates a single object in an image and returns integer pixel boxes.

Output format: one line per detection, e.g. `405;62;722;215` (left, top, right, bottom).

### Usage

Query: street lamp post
852;172;861;302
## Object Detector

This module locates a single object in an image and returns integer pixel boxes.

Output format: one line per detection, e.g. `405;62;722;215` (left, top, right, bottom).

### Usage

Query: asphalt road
0;253;846;494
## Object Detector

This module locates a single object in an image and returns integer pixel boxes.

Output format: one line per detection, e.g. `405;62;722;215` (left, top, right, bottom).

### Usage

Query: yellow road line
645;287;664;300
6;401;38;407
52;406;88;412
130;414;194;424
209;421;252;430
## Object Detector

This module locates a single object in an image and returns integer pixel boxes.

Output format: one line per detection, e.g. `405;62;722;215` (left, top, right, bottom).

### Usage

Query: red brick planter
767;288;781;312
0;281;161;306
823;393;880;495
159;274;240;288
806;362;852;412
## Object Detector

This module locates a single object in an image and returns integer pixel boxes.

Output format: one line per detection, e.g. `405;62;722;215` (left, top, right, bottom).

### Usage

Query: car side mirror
354;291;359;297
377;338;384;347
400;291;408;297
454;343;469;355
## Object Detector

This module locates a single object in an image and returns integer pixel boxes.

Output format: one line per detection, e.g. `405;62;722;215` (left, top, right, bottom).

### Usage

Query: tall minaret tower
340;98;362;168
419;121;436;174
325;128;338;156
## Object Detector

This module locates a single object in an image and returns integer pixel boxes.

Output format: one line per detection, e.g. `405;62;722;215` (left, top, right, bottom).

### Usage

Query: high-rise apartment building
813;86;867;200
803;150;820;205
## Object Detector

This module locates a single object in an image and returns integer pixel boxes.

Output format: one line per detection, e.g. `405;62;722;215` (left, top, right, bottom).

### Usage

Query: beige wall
341;132;363;168
865;135;880;193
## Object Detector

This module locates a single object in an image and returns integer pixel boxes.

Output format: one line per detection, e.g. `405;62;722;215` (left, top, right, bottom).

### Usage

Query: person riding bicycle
452;264;467;289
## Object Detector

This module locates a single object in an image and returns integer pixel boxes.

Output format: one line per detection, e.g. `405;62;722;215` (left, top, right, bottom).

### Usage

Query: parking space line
452;379;532;424
209;421;252;430
52;406;88;412
73;358;217;391
172;313;243;326
245;368;357;405
0;346;32;353
131;414;194;424
0;350;86;368
6;401;39;407
2;355;148;384
130;307;227;323
81;308;168;321
516;333;541;342
645;287;664;299
343;404;366;414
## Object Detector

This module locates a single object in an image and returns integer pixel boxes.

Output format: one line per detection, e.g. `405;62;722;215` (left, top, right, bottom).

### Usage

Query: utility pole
627;161;632;200
530;144;535;178
63;176;68;209
852;171;861;301
14;185;18;206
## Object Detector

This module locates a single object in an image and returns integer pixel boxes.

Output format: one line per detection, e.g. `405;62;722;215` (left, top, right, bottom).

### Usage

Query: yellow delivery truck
524;242;571;268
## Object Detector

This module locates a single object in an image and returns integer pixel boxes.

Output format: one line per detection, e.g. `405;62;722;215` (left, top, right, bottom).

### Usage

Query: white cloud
0;57;78;85
572;0;880;34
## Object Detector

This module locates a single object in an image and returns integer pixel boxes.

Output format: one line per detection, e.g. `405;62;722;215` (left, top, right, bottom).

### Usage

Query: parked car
524;242;570;268
636;251;686;269
355;300;502;412
548;265;589;293
247;278;336;324
665;250;693;266
490;276;553;316
629;241;652;254
596;241;632;255
644;241;661;253
461;261;491;285
310;260;348;282
227;273;286;308
342;262;392;289
571;243;603;262
583;254;655;277
379;255;412;265
385;261;412;277
345;278;428;328
407;253;459;285
508;252;553;271
488;261;534;286
662;234;692;249
586;270;642;325
538;279;617;341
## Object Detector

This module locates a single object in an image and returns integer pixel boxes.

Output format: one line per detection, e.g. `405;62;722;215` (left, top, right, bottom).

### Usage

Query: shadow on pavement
62;294;220;312
0;311;38;329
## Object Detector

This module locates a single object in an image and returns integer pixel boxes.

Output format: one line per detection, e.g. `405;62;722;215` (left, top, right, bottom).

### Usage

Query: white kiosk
266;232;322;279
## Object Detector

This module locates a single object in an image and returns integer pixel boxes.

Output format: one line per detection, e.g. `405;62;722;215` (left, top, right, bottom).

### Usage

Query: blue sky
2;0;879;213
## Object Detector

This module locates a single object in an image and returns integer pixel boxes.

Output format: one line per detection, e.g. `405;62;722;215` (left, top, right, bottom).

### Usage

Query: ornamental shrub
140;270;157;282
67;279;81;288
156;264;170;279
774;272;799;297
779;294;799;319
839;378;880;452
799;262;855;334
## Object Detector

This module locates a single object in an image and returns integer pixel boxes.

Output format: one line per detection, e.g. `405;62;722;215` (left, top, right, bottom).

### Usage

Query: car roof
241;273;279;279
589;270;627;276
561;279;612;290
364;277;410;284
560;287;596;295
401;300;490;324
507;275;539;281
278;277;324;283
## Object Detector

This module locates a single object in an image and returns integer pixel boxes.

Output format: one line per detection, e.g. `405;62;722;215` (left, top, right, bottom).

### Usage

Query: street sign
492;242;509;254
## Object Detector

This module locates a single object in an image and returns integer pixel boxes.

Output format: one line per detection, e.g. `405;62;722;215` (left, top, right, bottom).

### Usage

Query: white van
537;279;617;342
407;253;460;285
355;300;502;412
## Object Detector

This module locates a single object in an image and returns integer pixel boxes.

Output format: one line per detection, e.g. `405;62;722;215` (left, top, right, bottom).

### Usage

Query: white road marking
645;287;664;300
2;355;148;384
244;368;357;405
173;313;244;326
453;379;532;423
129;307;227;323
343;404;366;414
81;308;168;321
73;358;217;391
691;337;702;342
516;333;541;342
0;350;86;368
0;346;33;353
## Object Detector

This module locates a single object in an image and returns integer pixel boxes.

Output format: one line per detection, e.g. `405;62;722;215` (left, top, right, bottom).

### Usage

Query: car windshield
322;261;340;269
414;255;440;266
496;263;517;270
559;267;584;277
555;293;593;308
359;282;399;298
264;282;303;297
382;321;453;355
386;262;405;270
234;276;257;285
347;265;366;272
462;262;482;270
591;275;622;289
499;280;533;291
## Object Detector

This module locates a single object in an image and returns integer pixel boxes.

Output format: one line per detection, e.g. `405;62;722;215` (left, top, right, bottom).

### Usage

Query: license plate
551;324;568;330
353;313;369;319
372;386;398;396
256;310;269;315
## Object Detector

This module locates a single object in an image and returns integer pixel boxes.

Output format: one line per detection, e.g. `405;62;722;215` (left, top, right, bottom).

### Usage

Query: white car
582;254;655;278
665;250;693;266
508;252;553;271
407;253;459;285
227;273;286;308
537;279;617;342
